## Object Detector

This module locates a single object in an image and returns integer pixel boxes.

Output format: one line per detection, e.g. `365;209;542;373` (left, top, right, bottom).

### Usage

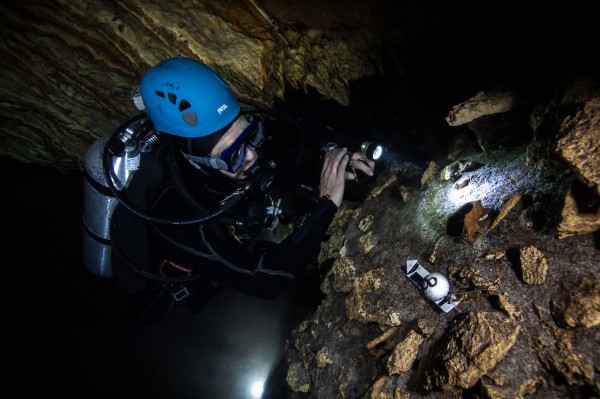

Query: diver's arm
198;195;337;277
258;196;337;275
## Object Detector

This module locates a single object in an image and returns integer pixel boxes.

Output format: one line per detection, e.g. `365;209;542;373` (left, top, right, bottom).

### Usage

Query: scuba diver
84;56;375;316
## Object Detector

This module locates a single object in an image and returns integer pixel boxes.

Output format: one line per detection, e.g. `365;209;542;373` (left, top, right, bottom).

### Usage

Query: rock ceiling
3;1;596;173
0;0;406;171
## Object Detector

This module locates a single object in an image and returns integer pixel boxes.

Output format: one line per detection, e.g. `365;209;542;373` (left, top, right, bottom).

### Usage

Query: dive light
322;141;385;162
360;141;384;161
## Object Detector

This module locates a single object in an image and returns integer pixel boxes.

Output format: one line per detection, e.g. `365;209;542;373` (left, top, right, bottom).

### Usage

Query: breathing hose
104;109;311;225
102;114;233;225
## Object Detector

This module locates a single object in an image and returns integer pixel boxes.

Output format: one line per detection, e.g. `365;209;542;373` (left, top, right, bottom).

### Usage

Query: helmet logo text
217;104;228;114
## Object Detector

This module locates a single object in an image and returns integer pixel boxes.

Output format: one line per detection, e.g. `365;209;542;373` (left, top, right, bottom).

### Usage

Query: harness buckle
165;283;190;302
228;225;243;245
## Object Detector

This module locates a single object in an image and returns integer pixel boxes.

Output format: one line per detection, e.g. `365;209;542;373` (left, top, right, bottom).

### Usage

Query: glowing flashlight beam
250;380;264;398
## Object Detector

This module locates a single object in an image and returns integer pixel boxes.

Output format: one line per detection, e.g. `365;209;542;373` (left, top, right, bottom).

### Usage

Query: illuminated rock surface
286;141;599;397
285;75;599;396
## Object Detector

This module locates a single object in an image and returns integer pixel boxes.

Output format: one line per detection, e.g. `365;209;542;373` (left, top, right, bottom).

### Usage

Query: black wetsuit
110;138;337;299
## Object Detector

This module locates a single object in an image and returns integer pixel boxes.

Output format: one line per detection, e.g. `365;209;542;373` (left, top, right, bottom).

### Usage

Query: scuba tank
82;113;157;277
81;109;249;279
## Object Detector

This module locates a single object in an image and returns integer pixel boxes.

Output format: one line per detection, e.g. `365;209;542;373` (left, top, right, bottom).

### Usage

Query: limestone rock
345;268;385;324
359;230;376;254
557;185;600;238
488;192;522;231
421;161;440;188
417;319;436;337
535;321;595;386
519;245;548;285
551;273;600;328
386;330;424;375
286;145;600;398
287;362;311;393
316;347;334;368
417;311;521;390
557;98;600;195
445;91;519;127
321;256;356;294
318;206;359;264
481;375;544;399
358;215;375;232
366;377;410;399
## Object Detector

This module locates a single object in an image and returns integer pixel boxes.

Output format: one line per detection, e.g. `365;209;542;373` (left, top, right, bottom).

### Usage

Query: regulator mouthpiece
245;159;276;195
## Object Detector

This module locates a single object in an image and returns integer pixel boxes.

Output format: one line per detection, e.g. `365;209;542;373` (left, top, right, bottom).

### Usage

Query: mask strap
181;151;228;171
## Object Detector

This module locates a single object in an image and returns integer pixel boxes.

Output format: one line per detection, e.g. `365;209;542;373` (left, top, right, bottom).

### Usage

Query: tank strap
84;169;114;197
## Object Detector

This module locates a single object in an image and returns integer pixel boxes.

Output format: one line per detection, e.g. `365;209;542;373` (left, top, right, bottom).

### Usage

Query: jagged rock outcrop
285;84;600;397
445;91;532;151
417;311;521;390
445;91;519;127
519;245;548;285
557;98;600;196
535;321;596;386
551;273;600;329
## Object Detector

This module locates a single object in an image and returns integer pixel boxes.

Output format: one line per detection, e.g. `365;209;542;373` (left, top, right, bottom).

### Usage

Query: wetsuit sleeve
149;186;338;299
259;196;338;275
192;195;338;278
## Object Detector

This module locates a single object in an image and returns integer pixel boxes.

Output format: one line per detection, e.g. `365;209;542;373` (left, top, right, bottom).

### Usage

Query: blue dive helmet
139;57;241;138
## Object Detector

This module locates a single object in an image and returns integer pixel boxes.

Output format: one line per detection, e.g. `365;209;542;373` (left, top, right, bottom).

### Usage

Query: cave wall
0;0;403;171
0;1;598;173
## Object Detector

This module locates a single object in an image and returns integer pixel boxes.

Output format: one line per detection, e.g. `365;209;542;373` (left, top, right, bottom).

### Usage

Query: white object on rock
421;273;450;301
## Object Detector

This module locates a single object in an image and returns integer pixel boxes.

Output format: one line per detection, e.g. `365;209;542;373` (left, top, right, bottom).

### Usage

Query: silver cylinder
82;114;149;278
82;135;118;277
